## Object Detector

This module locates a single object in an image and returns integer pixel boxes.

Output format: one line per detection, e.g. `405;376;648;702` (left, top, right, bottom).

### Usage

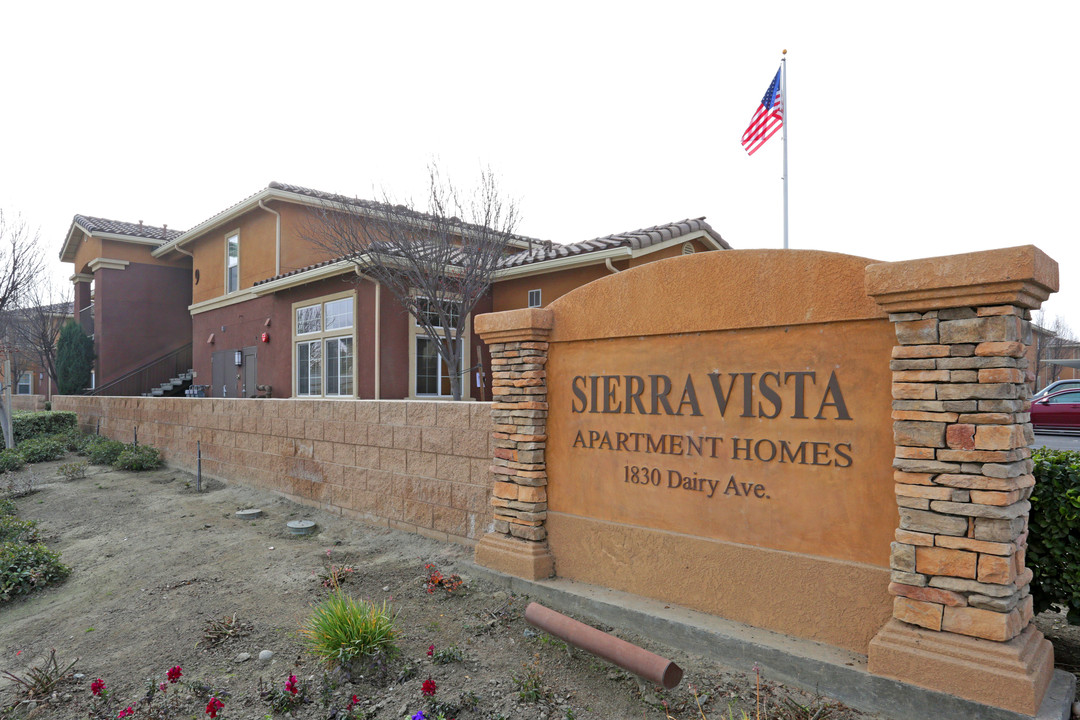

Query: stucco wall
53;395;494;545
11;395;46;411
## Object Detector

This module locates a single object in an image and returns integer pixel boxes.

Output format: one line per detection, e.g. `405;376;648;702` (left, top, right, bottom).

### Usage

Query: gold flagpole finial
782;49;787;55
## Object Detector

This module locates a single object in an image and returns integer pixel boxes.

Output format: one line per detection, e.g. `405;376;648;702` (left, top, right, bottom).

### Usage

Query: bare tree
1032;311;1080;390
8;282;73;396
0;211;44;447
304;166;521;401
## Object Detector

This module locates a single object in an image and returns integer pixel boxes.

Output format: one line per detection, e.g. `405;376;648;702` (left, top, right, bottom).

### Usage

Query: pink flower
285;674;298;695
206;696;224;718
347;694;359;709
421;677;437;697
166;665;183;683
159;682;168;693
117;707;133;719
91;678;106;696
426;644;434;657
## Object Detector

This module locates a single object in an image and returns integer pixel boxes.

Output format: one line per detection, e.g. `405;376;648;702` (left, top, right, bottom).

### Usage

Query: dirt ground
0;458;1073;720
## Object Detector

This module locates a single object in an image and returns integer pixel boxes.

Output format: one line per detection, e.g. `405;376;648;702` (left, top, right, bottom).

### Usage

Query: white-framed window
411;295;468;398
293;292;355;397
528;288;542;308
16;372;32;395
226;231;239;293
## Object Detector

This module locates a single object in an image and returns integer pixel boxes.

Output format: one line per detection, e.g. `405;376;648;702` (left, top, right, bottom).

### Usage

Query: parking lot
1033;432;1080;451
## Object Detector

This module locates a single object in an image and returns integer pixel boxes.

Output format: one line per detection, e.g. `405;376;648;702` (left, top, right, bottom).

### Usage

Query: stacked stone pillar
865;246;1059;715
473;308;555;579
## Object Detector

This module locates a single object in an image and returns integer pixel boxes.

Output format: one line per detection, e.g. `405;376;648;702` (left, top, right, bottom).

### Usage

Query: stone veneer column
865;246;1059;715
472;308;555;579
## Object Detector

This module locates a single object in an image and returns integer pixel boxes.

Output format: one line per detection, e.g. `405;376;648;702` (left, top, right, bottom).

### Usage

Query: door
242;346;257;397
211;350;232;398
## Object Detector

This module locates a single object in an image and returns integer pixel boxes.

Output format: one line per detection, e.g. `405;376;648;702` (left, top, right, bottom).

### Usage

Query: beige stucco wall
53;396;494;544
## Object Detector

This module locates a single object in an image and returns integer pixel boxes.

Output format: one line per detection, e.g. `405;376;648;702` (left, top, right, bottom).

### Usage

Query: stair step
151;388;164;396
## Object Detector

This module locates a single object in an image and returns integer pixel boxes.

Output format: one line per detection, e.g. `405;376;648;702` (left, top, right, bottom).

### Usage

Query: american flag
741;68;784;156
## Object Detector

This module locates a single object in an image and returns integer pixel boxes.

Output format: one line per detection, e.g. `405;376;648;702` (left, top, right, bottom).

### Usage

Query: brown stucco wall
53;395;494;545
95;262;193;385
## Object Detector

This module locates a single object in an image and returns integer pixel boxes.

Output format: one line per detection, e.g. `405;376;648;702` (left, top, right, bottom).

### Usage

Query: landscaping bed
0;458;883;720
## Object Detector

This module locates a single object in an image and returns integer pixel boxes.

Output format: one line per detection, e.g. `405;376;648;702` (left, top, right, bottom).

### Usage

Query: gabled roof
251;216;728;290
152;181;541;258
498;217;728;269
60;214;184;263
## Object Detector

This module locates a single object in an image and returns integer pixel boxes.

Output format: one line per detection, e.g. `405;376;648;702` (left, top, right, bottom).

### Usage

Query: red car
1030;389;1080;433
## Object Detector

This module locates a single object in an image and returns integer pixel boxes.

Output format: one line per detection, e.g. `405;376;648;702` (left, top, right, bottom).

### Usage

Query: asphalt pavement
1032;432;1080;451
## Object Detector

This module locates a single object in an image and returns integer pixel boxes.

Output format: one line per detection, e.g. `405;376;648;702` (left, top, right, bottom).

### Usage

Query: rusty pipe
524;602;682;690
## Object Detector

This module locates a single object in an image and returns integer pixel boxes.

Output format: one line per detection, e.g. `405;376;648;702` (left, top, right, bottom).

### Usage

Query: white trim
189;288;258;315
152;186;535;258
251;259;355;295
70;273;94;283
87;258;131;272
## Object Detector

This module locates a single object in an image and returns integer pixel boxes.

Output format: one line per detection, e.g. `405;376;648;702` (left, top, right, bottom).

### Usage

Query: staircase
88;344;195;398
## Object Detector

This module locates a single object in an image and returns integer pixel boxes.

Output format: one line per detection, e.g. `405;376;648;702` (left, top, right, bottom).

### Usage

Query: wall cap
866;245;1058;313
475;308;554;344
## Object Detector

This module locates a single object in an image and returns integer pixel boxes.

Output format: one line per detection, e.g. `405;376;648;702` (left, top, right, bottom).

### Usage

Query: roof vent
681;242;695;255
162;224;168;238
138;220;144;227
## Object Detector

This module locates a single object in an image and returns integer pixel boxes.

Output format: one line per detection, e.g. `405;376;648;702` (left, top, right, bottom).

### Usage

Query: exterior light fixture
234;350;243;366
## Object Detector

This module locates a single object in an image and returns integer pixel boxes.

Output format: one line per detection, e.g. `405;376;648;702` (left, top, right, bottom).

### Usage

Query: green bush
56;320;94;395
0;498;16;516
12;412;77;445
0;541;70;602
0;450;24;474
114;445;163;472
54;428;90;454
0;516;40;544
16;437;66;464
1028;448;1080;622
85;437;125;465
301;591;398;667
57;461;89;480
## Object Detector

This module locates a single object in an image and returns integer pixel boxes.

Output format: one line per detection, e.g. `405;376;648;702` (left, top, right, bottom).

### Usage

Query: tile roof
497;217;728;268
252;216;728;287
73;215;184;242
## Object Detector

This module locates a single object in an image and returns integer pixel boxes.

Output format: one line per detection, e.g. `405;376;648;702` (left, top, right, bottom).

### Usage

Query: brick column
473;308;555;579
865;246;1059;715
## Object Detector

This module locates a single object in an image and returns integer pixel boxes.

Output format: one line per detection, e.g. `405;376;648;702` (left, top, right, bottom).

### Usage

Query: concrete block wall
11;395;47;411
53;396;495;544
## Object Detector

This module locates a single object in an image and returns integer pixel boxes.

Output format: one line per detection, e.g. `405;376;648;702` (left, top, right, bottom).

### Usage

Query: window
16;372;31;395
293;292;354;397
1048;391;1080;404
226;232;239;293
528;289;541;308
412;295;467;398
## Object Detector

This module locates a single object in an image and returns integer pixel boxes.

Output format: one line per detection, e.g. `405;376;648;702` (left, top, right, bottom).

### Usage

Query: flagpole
781;49;789;250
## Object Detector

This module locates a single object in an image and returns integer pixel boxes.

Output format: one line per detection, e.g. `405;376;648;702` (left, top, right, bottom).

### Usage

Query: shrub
56;320;94;395
1028;448;1080;622
16;437;66;464
12;411;77;444
0;516;40;543
114;444;163;471
301;592;398;668
54;428;90;453
58;461;89;480
0;450;24;474
0;541;70;601
0;499;15;516
85;437;125;465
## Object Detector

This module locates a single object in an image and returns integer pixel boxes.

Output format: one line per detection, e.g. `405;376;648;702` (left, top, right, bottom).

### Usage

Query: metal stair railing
87;343;193;397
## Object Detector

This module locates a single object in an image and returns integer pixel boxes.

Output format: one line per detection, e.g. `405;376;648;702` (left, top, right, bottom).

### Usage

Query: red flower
117;707;133;719
167;665;183;683
285;674;298;695
422;677;437;696
426;644;434;657
347;694;360;709
91;678;106;696
206;696;224;718
159;682;168;693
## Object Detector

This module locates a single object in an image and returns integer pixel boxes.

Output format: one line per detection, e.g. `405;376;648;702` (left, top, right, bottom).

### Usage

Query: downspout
258;200;281;275
605;258;621;274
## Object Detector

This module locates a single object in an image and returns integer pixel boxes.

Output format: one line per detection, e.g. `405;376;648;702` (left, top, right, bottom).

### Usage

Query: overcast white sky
2;1;1076;324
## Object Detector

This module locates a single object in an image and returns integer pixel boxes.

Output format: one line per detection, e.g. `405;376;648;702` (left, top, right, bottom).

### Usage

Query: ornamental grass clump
300;591;398;669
